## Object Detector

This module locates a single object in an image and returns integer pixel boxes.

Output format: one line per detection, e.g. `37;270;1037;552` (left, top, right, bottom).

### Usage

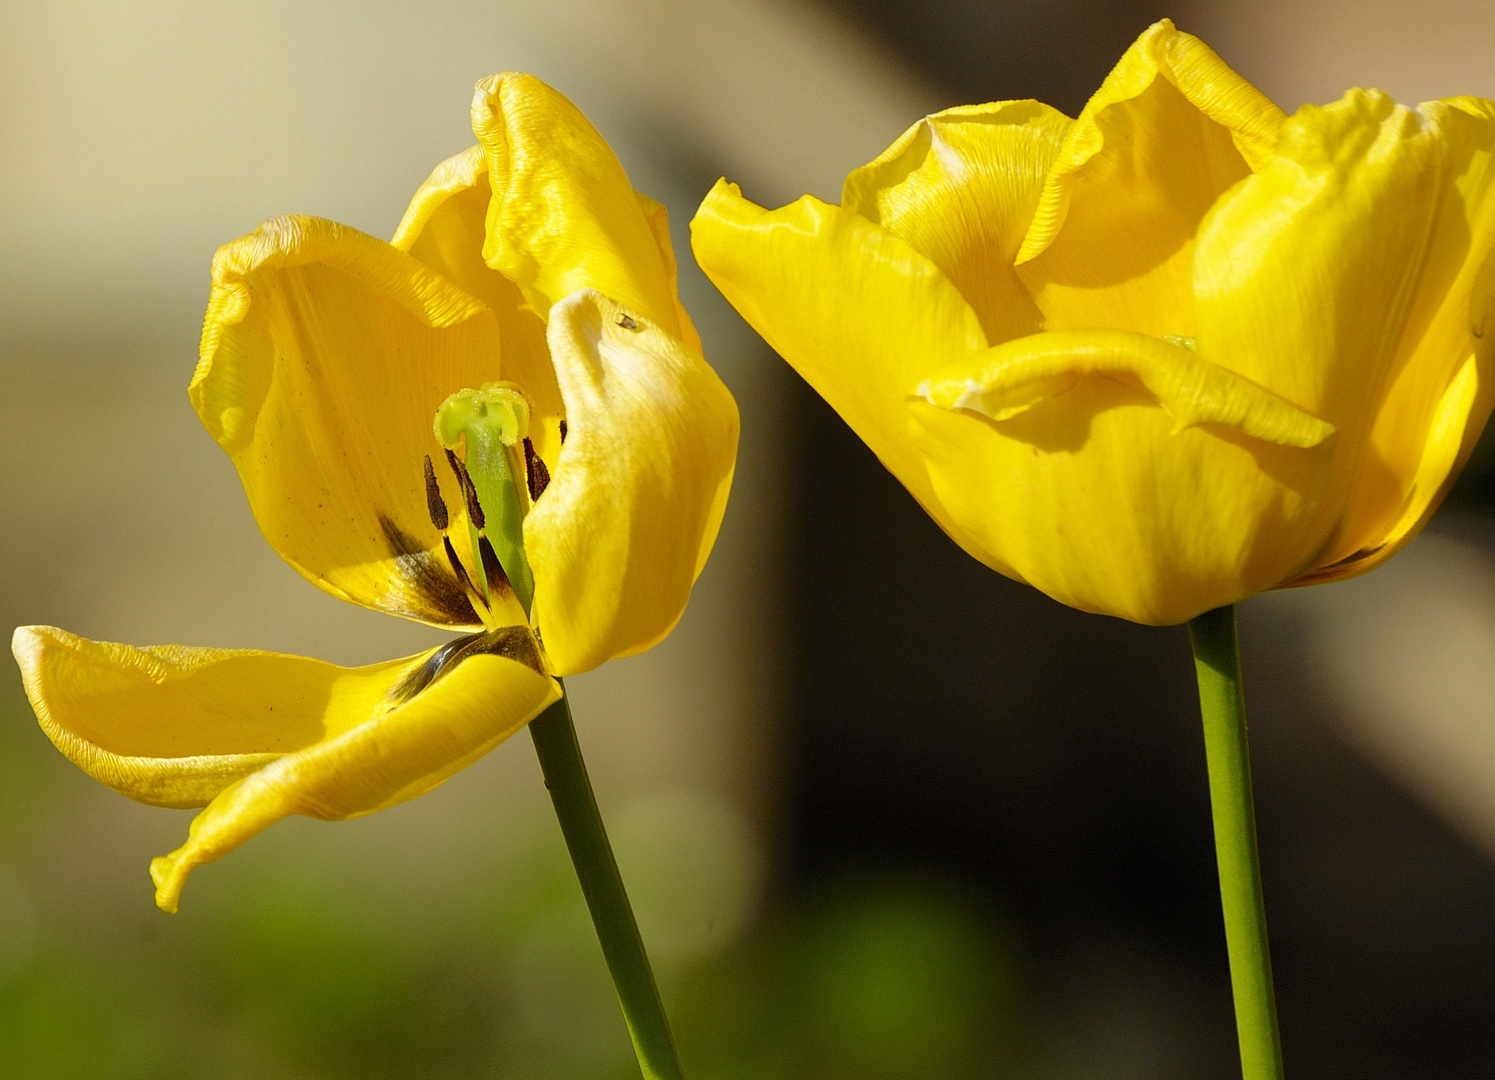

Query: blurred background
2;0;1494;1076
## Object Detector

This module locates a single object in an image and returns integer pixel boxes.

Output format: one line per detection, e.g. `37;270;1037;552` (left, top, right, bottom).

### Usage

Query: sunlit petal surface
694;18;1495;623
13;624;559;911
528;290;739;674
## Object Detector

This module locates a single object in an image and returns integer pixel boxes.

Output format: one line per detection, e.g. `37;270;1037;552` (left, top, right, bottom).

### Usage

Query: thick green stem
528;690;685;1080
1187;605;1285;1080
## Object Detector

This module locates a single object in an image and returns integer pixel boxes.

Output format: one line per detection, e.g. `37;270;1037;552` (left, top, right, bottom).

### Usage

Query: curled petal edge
916;329;1336;449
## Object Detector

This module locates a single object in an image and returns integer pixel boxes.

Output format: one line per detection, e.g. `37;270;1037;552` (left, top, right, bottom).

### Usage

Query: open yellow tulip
12;73;738;912
692;19;1495;625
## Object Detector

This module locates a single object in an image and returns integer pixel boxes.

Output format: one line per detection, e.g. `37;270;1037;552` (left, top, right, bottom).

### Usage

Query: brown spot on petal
388;626;546;703
378;514;480;625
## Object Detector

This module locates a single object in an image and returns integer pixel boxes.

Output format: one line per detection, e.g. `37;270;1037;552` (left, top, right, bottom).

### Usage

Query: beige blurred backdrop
0;3;933;1071
4;0;1495;1075
0;0;928;933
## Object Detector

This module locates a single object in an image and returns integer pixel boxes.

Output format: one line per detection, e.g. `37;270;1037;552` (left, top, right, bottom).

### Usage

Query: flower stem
1187;605;1285;1080
528;688;685;1080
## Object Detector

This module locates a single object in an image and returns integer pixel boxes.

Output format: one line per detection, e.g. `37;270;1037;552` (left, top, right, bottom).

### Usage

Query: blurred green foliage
0;683;1023;1080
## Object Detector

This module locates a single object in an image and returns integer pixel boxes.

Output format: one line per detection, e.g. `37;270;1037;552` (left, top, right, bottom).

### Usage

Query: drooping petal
907;330;1336;624
194;214;525;630
526;290;738;675
690;180;988;534
1290;96;1495;581
1014;19;1285;338
1193;90;1489;578
11;625;559;912
841;100;1071;345
472;73;683;337
392;144;564;458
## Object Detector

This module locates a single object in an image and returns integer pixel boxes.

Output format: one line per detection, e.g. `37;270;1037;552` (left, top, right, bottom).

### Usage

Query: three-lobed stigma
426;382;552;618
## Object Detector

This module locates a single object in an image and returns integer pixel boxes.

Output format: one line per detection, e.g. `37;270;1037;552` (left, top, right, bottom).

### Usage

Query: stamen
559;419;568;444
442;536;479;599
423;455;449;531
479;535;512;593
524;437;550;501
445;448;486;529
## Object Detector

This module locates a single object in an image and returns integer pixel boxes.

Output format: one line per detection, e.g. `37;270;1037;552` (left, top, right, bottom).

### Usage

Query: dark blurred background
4;0;1495;1077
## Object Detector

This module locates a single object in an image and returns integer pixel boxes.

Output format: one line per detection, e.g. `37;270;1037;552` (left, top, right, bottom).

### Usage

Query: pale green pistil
435;383;536;613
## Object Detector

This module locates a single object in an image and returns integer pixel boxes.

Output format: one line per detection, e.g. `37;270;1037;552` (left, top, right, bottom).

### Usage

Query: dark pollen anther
423;455;449;531
524;437;550;501
444;448;485;528
558;419;568;444
617;313;639;330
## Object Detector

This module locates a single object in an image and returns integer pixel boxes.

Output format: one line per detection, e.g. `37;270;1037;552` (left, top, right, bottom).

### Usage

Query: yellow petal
842;100;1071;345
392;144;563;457
473;73;682;336
690;179;987;531
194;214;526;630
635;190;705;357
10;624;559;912
526;290;739;675
906;331;1336;624
1014;19;1284;338
1283;95;1495;582
1193;90;1491;577
918;329;1334;448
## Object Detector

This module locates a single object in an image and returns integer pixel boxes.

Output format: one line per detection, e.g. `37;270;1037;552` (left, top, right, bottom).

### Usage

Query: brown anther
523;437;550;502
423;456;449;531
444;448;485;529
617;313;639;330
558;419;568;444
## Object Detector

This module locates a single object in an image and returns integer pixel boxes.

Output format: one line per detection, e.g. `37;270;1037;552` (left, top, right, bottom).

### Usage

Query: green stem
528;689;685;1080
1187;605;1285;1080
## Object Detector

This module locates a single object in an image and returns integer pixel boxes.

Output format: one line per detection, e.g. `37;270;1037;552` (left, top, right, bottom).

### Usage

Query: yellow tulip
692;19;1495;625
12;73;739;912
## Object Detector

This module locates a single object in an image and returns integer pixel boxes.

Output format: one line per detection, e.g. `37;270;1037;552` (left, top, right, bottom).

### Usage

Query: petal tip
150;854;184;914
11;624;45;667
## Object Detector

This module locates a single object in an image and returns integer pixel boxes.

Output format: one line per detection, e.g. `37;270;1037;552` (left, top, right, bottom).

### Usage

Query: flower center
420;382;553;626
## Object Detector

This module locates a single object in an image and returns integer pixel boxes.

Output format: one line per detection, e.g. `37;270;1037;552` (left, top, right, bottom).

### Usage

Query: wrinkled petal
1015;19;1284;337
906;332;1336;623
691;180;987;535
1194;90;1494;579
473;73;682;337
842;100;1071;344
526;290;738;674
11;625;559;912
194;215;526;630
392;144;564;460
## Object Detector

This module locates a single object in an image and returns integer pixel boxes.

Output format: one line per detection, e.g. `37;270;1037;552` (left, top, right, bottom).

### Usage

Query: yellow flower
692;20;1495;625
11;74;739;912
